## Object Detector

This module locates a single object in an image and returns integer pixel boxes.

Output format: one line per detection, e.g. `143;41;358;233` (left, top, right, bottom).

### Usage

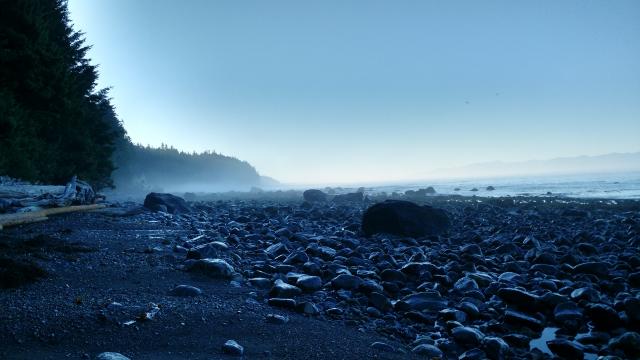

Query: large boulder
405;187;436;197
185;258;235;278
362;200;450;237
303;189;328;202
143;192;192;214
333;192;364;203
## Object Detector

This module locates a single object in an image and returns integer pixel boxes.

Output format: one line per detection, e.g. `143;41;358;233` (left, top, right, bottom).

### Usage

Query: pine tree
0;0;125;188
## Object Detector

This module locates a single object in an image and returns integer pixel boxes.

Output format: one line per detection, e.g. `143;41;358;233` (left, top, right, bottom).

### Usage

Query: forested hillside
111;142;260;193
0;0;262;190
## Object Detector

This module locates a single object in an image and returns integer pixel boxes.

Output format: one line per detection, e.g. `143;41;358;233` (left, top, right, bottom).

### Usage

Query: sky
68;0;640;184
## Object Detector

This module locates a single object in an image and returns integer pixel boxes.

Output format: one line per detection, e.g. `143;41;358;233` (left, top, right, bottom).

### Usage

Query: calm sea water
366;172;640;200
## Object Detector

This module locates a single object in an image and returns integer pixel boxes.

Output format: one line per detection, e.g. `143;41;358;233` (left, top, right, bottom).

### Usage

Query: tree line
0;0;260;190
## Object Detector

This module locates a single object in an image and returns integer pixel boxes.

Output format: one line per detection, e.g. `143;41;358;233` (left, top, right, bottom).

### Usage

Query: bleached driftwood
0;185;66;199
0;204;106;230
0;176;98;210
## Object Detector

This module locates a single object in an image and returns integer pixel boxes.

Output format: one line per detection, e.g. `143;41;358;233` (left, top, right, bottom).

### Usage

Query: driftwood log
0;176;99;210
0;176;104;229
0;204;106;230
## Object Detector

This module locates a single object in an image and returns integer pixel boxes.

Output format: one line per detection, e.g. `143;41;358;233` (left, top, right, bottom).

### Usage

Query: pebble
96;353;130;360
138;193;639;359
451;326;485;346
370;341;395;352
411;343;443;357
546;338;585;360
296;275;322;291
266;313;289;324
269;279;302;298
222;339;244;356
168;285;202;297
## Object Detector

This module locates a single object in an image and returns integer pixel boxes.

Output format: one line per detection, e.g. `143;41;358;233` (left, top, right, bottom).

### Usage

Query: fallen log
0;204;106;230
0;186;66;199
0;176;99;212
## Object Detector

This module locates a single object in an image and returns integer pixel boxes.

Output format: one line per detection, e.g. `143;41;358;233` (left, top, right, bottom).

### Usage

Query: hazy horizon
69;1;640;183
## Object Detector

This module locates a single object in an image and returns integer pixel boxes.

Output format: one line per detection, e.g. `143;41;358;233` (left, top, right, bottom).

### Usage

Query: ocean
365;172;640;200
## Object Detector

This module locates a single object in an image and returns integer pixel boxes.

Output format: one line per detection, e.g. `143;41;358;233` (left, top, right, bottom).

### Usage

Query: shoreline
1;194;639;359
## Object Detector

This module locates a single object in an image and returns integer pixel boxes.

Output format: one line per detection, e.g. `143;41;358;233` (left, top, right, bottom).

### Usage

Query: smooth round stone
440;308;467;323
539;292;569;309
297;301;320;315
546;339;584;360
530;264;559;276
326;307;344;316
184;258;234;278
451;326;485;346
575;331;610;345
624;297;640;322
366;306;382;317
269;279;302;298
412;344;443;357
370;342;395;352
396;291;447;312
497;287;539;305
573;262;609;277
265;242;288;257
585;303;621;329
368;292;391;312
186;242;223;259
412;335;435;346
482;336;509;359
459;301;480;318
554;302;583;322
96;353;130;360
265;313;289;324
608;332;640;357
380;269;407;283
503;333;531;348
268;298;297;309
460;244;483;256
360;279;384;293
331;274;362;290
498;271;524;284
168;284;202;297
405;311;432;324
302;261;321;275
222;340;244;356
249;277;271;289
317;246;337;259
576;243;598;255
538;279;558;291
467;272;494;287
400;262;432;276
295;275;322;291
570;287;600;302
459;348;487;360
283;251;309;265
504;309;543;330
454;277;479;292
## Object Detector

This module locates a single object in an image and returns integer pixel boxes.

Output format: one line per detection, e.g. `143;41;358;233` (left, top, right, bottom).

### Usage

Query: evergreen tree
0;0;125;188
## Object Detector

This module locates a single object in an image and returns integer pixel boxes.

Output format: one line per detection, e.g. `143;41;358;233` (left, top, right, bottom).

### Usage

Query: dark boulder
143;192;192;214
303;189;327;202
333;192;364;203
405;187;436;197
546;339;584;360
362;200;450;237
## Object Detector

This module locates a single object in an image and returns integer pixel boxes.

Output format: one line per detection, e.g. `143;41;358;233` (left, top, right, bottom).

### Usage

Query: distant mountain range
423;152;640;179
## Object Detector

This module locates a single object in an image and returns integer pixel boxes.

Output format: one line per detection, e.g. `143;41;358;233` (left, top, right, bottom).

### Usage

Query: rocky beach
1;191;639;359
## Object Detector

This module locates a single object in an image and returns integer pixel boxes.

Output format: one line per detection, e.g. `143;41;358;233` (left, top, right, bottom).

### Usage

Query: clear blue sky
68;0;640;184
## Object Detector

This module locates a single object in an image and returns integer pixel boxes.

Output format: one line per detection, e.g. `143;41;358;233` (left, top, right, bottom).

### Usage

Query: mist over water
367;172;640;199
